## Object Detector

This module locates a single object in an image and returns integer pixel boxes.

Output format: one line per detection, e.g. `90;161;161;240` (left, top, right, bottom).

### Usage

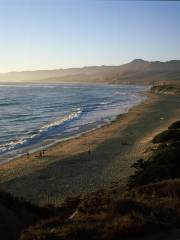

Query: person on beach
42;150;45;156
27;152;30;159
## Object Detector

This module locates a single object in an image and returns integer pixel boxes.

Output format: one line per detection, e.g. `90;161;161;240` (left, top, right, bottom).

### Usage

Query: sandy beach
0;92;180;205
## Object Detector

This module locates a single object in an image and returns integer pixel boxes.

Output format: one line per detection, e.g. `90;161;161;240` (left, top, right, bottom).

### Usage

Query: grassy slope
0;190;80;240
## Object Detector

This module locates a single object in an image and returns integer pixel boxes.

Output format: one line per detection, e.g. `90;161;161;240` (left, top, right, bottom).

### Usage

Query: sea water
0;83;149;162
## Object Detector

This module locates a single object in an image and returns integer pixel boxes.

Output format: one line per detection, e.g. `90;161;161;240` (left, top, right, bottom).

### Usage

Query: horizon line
1;58;180;74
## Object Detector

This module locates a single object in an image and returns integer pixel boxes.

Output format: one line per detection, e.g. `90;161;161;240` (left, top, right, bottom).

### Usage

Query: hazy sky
0;0;180;72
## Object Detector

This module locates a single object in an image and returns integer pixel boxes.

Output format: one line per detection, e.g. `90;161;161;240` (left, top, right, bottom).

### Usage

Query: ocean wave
99;101;111;105
0;139;27;153
0;108;82;153
40;108;82;131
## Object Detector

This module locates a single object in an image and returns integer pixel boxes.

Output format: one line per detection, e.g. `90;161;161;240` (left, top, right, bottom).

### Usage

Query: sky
0;0;180;72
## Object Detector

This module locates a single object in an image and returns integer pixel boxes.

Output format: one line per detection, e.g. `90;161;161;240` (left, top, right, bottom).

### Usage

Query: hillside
0;190;79;240
0;59;180;85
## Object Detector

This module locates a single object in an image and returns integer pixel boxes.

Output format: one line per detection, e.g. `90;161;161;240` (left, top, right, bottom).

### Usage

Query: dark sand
0;93;180;205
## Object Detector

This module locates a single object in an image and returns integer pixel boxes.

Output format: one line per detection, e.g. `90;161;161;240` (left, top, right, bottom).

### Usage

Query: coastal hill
0;59;180;85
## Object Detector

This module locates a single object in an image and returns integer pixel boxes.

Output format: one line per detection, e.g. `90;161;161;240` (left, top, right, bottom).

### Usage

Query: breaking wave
0;108;82;153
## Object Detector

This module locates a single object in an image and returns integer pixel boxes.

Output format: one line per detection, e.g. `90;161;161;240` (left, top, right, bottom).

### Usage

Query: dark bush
152;129;180;143
111;198;150;216
168;120;180;130
129;144;180;187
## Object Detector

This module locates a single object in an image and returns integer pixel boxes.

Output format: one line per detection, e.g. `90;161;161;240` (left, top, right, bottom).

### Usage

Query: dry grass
19;179;180;240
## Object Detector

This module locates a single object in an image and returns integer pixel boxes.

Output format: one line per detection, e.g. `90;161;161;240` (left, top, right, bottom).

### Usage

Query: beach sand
0;92;180;205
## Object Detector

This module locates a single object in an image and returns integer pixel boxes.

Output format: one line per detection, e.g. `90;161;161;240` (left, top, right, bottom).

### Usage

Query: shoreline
0;90;148;165
0;91;149;166
0;91;180;205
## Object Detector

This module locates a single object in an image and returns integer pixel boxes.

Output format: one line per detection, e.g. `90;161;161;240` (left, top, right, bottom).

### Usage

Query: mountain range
0;59;180;85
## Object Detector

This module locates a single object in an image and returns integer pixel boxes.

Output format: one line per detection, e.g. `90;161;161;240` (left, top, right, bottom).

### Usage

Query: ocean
0;83;149;162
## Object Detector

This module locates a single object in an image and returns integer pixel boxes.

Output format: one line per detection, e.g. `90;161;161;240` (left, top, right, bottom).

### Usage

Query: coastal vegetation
151;84;180;95
129;127;180;187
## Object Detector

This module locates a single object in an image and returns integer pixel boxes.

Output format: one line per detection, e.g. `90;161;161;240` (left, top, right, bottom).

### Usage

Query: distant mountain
0;59;180;85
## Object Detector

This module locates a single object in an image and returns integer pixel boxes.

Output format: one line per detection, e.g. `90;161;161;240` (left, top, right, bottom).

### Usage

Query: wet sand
0;92;180;205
